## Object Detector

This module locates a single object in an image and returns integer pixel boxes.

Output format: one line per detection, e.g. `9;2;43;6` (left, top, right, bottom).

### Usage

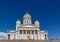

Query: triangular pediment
22;25;34;27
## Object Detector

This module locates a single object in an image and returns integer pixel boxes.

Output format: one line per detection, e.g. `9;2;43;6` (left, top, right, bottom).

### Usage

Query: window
35;31;37;34
20;30;22;34
27;31;30;34
45;35;47;40
23;30;26;34
32;31;34;34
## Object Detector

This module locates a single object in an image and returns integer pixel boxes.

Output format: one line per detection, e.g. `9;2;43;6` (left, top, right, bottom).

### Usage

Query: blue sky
0;0;60;40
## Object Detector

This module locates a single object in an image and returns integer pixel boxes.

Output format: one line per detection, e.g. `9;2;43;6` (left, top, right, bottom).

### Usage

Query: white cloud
0;32;8;40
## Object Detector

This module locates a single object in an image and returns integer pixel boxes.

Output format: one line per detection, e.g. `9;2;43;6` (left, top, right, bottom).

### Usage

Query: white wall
10;33;15;40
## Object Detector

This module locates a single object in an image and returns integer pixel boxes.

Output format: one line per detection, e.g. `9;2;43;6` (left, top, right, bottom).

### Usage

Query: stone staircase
0;40;60;42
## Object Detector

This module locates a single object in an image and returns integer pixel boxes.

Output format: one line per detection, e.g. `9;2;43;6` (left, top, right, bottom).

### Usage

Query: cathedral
7;12;48;40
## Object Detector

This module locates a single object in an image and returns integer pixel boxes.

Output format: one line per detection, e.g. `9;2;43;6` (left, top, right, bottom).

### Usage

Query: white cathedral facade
7;12;48;40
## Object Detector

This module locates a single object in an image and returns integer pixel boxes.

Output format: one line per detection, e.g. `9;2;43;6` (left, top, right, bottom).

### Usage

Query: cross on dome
35;18;39;21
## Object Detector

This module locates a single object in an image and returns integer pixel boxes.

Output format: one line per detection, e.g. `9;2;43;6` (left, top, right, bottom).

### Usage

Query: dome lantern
35;19;39;27
23;12;31;18
16;19;21;24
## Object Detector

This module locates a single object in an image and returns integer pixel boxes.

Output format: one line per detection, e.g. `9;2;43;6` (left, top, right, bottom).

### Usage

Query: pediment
22;25;34;27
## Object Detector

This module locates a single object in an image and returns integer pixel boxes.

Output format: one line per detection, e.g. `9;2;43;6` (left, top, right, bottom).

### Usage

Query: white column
26;30;27;40
22;30;23;34
18;30;20;40
22;31;23;40
37;30;40;40
30;30;32;35
30;30;31;39
26;30;27;34
33;31;35;40
34;31;35;40
34;31;35;34
37;30;38;40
